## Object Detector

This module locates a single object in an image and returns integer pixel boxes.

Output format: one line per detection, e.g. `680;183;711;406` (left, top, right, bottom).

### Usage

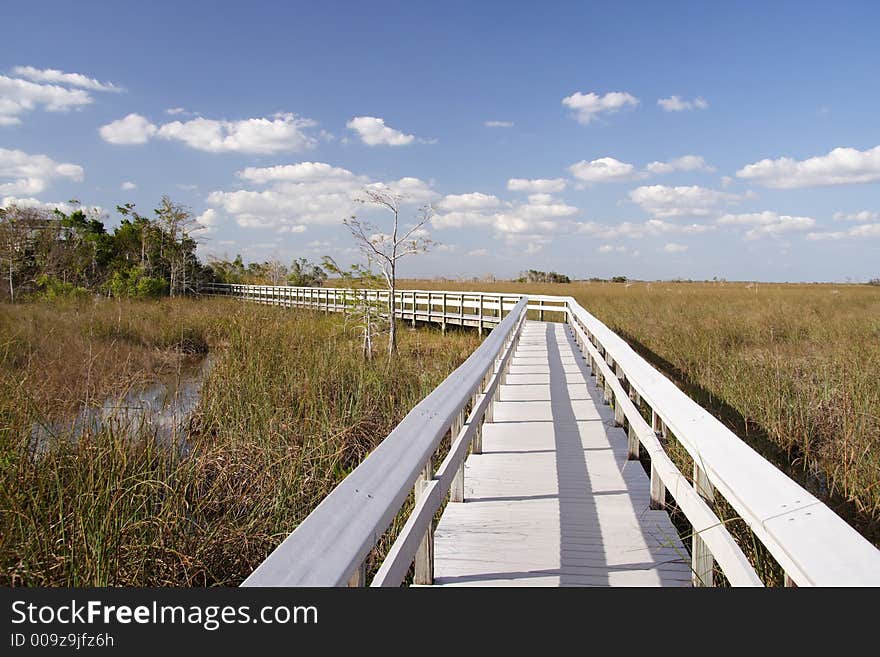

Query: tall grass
403;279;880;544
0;298;479;585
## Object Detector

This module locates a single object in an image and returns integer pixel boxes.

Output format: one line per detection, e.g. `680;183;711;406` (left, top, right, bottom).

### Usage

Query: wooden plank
433;322;691;587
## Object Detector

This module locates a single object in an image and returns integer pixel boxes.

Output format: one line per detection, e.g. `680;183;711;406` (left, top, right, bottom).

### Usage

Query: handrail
568;313;762;586
241;296;530;586
564;297;880;586
202;283;530;331
370;306;528;586
214;282;880;586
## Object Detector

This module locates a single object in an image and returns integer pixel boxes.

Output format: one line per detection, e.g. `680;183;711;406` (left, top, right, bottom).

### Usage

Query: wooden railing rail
240;296;530;586
564;297;880;587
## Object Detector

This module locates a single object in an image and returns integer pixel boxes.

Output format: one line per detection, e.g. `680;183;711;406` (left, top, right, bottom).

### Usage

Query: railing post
484;367;495;424
649;462;665;510
411;292;416;328
478;293;484;336
649;410;667;509
626;424;639;460
450;408;466;502
347;561;366;587
613;390;625;426
441;293;447;334
692;462;716;587
413;462;434;585
471;390;483;455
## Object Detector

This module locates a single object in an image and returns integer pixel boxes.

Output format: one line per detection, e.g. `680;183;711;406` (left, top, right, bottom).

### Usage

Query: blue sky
2;0;879;282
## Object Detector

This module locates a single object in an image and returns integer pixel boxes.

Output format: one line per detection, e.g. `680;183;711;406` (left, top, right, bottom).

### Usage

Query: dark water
30;354;214;455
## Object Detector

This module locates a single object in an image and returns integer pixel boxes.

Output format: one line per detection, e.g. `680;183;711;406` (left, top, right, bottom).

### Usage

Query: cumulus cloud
238;162;357;185
432;193;578;242
467;248;490;257
664;243;689;252
629;185;740;218
346;116;416;146
569;157;640;183
12;66;122;92
807;223;880;241
121;181;137;190
717;211;816;240
0;147;84;195
658;96;708;112
579;218;714;240
645;155;715;174
0;75;93;125
598;244;627;254
366;177;438;203
99;112;319;153
195;208;220;233
437;192;502;211
567;155;714;185
99;113;157;144
484;120;514;128
0;196;83;213
736;145;880;188
507;178;567;193
158;113;317;154
561;91;639;124
207;161;436;232
833;210;878;222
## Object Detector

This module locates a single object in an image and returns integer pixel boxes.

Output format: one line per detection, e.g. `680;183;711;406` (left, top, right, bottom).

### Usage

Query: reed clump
0;298;479;585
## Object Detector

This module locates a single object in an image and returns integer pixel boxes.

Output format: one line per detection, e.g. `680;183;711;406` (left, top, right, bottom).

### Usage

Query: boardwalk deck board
433;321;691;587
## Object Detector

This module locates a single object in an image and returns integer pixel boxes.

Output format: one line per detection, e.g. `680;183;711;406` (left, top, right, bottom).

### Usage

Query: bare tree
322;257;386;360
265;259;288;285
343;188;433;357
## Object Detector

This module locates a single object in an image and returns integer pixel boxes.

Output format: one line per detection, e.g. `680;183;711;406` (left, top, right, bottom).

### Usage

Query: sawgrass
0;297;479;585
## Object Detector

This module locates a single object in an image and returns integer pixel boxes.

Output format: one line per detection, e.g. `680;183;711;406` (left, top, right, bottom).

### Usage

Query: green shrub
34;275;91;302
105;268;168;299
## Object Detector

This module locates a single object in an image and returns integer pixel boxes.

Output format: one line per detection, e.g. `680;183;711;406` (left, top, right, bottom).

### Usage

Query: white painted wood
450;410;466;503
571;317;762;586
347;561;366;587
414;463;434;585
433;322;691;587
566;301;880;586
371;313;528;587
650;462;666;510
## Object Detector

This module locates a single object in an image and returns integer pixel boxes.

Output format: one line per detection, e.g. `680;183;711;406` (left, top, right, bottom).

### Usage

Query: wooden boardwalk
230;285;880;588
433;321;692;586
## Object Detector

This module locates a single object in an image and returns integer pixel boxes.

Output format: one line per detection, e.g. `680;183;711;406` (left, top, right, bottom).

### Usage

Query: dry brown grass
0;297;480;586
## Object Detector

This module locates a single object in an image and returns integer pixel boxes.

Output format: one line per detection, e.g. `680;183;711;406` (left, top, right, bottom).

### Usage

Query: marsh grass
0;298;479;586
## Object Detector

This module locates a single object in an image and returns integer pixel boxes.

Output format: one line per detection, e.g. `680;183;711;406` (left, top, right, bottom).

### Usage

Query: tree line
0;197;332;302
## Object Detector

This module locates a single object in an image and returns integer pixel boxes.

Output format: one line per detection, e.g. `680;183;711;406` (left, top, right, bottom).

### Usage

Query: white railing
241;295;530;586
564;298;880;587
209;283;880;586
202;282;535;333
